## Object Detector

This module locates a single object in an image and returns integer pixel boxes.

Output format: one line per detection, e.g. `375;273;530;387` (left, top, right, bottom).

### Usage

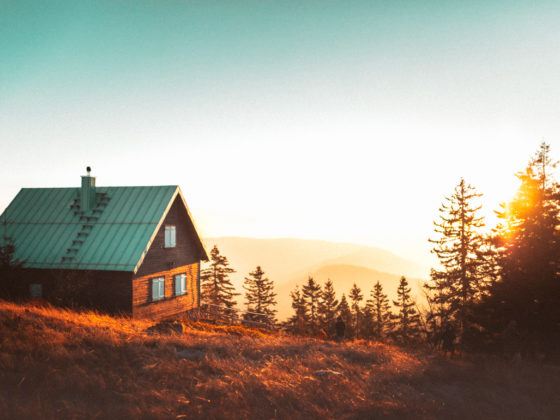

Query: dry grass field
0;300;559;419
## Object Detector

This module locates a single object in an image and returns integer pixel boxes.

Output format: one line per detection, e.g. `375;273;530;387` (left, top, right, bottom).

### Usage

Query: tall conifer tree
349;283;364;338
427;178;493;344
285;286;307;335
393;276;421;343
360;305;374;339
302;276;322;334
0;239;23;299
200;245;239;321
319;279;339;335
366;281;393;340
482;143;560;350
243;266;277;325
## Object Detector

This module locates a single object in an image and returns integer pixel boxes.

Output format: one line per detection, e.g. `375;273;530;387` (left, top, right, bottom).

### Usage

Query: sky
1;1;560;267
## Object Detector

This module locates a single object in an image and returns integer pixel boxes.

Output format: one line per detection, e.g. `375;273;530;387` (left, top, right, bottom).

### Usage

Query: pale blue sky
1;1;560;266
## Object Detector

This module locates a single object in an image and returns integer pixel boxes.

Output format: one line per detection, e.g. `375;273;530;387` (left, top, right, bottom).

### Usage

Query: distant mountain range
204;237;428;320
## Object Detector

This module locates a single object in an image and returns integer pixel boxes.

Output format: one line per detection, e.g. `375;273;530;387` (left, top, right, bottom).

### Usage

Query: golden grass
0;300;559;419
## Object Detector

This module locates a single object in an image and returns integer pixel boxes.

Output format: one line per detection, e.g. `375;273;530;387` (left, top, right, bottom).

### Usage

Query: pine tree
302;276;322;334
319;279;339;336
0;242;16;267
366;281;393;340
426;178;494;346
0;239;23;299
337;293;353;337
360;305;374;339
200;245;239;322
481;143;560;351
349;283;363;338
423;288;444;348
392;276;421;343
285;286;307;335
243;266;277;326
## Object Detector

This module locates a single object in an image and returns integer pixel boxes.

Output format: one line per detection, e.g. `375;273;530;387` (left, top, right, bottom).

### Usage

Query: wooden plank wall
136;196;201;277
9;268;133;315
132;262;199;319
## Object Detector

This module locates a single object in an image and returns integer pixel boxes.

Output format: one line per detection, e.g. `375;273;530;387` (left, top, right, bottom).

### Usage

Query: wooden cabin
0;170;208;320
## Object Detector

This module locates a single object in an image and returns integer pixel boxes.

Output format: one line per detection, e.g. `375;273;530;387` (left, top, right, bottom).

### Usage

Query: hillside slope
1;301;559;419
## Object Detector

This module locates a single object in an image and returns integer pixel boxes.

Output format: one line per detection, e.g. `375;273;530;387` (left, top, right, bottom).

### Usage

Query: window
151;277;165;301
174;273;187;296
30;283;42;298
164;225;176;248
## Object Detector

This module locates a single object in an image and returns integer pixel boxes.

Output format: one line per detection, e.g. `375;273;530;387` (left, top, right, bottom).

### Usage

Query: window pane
164;226;176;248
175;275;181;295
164;227;170;247
174;274;186;295
152;277;164;301
152;280;158;301
170;226;176;247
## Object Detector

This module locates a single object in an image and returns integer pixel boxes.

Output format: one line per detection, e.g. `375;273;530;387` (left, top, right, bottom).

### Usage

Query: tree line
200;244;422;342
200;143;560;358
284;275;422;342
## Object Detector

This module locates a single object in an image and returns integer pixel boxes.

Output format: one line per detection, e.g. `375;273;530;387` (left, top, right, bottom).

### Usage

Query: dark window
30;283;42;298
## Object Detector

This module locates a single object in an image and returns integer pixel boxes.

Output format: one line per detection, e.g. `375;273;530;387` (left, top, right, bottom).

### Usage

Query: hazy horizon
2;1;560;266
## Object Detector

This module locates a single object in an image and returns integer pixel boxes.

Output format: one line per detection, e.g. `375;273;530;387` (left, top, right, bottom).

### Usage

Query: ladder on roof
61;192;110;264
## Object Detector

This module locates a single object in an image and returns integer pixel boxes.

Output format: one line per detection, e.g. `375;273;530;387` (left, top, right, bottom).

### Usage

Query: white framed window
174;273;187;296
30;283;42;298
164;225;176;248
151;277;165;301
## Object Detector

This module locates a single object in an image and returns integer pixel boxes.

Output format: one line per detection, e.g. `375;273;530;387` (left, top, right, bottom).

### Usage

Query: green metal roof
0;185;199;272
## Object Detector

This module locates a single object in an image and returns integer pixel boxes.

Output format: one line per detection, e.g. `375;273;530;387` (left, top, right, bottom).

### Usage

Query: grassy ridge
0;301;559;419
